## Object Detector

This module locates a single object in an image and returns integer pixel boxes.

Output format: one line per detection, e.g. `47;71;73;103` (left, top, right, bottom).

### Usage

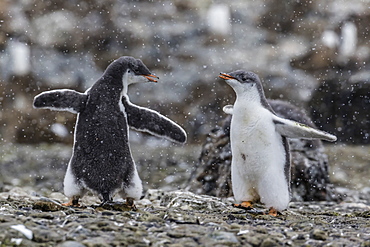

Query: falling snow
0;1;369;245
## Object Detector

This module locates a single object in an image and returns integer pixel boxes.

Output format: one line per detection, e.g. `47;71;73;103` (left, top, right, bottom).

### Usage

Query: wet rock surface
310;75;370;144
0;188;369;246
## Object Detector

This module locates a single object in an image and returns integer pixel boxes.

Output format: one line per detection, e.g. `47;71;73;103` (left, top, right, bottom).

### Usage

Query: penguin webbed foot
234;201;278;215
266;207;281;216
62;197;81;207
233;201;253;210
126;197;137;211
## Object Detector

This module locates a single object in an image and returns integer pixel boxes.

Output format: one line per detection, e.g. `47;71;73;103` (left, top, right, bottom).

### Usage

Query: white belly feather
230;102;290;211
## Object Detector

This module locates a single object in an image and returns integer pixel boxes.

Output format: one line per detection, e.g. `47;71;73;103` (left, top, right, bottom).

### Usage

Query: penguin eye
241;76;253;83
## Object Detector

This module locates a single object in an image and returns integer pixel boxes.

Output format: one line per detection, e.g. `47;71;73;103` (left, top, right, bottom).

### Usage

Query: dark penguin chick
219;70;336;216
33;56;187;209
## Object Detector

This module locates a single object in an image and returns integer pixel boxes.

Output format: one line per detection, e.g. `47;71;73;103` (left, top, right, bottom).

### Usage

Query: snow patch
10;225;33;240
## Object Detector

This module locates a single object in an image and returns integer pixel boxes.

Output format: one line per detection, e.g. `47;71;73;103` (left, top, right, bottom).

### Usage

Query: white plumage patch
64;113;85;199
230;100;290;211
63;160;83;198
120;165;143;200
119;91;128;125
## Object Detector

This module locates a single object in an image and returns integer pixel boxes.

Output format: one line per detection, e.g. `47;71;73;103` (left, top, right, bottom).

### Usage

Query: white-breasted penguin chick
219;70;336;216
33;56;187;209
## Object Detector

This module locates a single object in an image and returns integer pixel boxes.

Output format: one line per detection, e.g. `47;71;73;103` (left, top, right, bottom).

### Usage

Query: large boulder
310;73;370;144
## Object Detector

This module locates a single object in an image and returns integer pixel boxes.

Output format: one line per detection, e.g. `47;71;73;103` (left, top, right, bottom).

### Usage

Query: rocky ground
0;143;369;246
0;188;369;247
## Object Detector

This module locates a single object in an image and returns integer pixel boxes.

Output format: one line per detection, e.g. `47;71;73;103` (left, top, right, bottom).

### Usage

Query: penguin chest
230;105;287;178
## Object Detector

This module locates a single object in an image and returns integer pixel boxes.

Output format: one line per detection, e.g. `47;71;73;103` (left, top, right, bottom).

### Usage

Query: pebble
57;241;86;247
310;228;327;241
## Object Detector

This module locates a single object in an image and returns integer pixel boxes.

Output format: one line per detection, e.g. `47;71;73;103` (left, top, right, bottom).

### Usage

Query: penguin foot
62;197;81;207
267;207;280;216
126;197;137;211
234;201;253;210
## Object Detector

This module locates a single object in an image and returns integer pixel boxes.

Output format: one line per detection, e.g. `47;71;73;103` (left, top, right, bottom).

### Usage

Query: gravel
0;188;369;246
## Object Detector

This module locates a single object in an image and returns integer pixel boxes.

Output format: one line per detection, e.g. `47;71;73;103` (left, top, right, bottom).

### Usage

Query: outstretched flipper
33;89;87;114
272;115;337;142
223;105;234;115
122;96;187;144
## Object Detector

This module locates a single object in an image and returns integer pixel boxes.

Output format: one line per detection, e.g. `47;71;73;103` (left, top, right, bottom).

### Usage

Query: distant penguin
33;56;187;209
219;70;336;216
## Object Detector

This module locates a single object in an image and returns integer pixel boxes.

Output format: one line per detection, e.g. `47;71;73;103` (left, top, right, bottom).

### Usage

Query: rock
310;73;370;144
310;228;327;241
32;229;64;243
209;231;239;244
57;241;85;247
290;44;338;73
33;199;63;212
187;99;337;201
82;237;112;247
258;0;315;33
94;202;134;212
9;224;33;240
260;237;281;247
160;190;228;211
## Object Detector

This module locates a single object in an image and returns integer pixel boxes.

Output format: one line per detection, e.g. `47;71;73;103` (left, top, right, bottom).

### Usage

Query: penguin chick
219;70;336;216
33;56;187;209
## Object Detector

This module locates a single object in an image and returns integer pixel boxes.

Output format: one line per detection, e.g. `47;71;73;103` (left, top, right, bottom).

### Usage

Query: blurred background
0;0;369;197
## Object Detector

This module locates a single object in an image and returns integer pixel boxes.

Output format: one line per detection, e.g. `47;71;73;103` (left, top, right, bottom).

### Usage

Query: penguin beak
219;73;235;80
144;74;159;83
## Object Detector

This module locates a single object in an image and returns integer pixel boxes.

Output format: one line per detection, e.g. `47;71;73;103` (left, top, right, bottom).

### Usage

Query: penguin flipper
122;96;187;144
223;105;234;115
272;115;337;142
33;89;87;114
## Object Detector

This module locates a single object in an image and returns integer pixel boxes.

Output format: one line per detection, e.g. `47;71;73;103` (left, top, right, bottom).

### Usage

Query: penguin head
122;56;158;84
219;70;265;101
104;56;158;86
